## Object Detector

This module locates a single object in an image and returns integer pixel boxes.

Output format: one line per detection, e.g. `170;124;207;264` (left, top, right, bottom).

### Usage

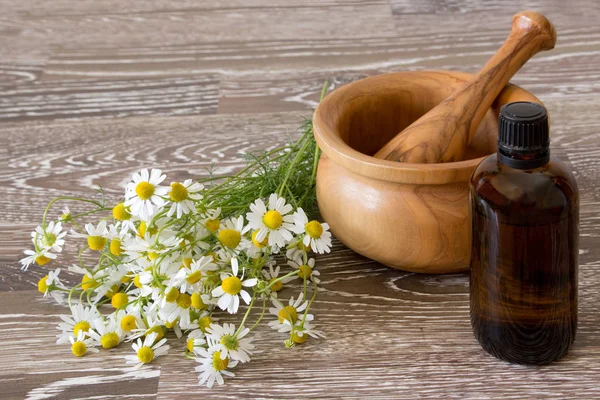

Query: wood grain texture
2;0;600;398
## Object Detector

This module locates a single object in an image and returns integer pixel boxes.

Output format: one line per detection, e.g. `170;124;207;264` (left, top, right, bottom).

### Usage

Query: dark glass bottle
469;102;579;365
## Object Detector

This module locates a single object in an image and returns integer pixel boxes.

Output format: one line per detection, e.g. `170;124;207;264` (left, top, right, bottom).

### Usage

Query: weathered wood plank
1;0;600;398
0;76;219;121
0;291;160;400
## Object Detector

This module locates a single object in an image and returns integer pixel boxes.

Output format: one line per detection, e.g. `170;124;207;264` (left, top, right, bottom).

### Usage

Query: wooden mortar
312;71;542;273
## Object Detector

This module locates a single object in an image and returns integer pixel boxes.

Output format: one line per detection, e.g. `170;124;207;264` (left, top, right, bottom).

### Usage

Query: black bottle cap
498;102;550;169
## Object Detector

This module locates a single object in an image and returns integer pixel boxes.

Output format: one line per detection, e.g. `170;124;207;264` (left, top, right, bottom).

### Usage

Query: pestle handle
374;11;557;163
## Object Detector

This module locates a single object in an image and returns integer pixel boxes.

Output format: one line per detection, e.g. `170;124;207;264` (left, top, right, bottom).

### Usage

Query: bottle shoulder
470;153;579;220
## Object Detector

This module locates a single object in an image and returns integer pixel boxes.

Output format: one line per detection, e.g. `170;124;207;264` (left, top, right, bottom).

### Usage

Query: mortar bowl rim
312;70;542;185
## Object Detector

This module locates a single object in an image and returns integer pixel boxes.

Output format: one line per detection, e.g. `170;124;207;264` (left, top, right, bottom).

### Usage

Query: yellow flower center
187;338;195;352
176;293;192;309
218;229;241;249
169;182;189;202
222;276;242;295
100;332;120;349
299;242;311;252
109;238;122;256
111;292;129;309
198;316;213;333
138;221;158;237
147;251;159;260
71;341;87;357
137;346;154;363
120;315;137;332
37;276;49;293
165;287;180;303
135;181;155;201
138;221;147;237
263;210;283;230
73;321;91;336
181;257;193;269
212;351;229;371
269;278;283;292
120;274;131;284
220;334;239;351
191;292;207;310
112;203;131;221
278;306;298;324
205;219;220;233
165;319;178;329
87;236;106;251
186;270;202;284
133;274;143;288
42;233;57;248
81;275;97;291
298;264;312;279
251;230;269;248
292;331;307;344
105;284;120;299
35;255;51;266
146;326;165;342
305;220;323;239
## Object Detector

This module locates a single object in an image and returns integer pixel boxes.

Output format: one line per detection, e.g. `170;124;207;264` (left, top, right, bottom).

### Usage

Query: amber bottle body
469;153;579;364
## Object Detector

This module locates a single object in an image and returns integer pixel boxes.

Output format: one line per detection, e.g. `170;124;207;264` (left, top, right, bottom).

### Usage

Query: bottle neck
497;147;550;169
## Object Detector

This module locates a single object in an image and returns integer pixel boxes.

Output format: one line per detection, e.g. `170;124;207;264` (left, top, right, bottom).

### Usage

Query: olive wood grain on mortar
313;71;542;273
374;11;556;163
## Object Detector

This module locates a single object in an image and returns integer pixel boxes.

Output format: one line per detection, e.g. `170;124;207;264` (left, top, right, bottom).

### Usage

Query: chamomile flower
246;194;295;248
268;293;313;333
195;339;239;388
88;317;126;349
37;268;65;303
261;262;291;295
124;168;168;220
158;289;193;327
106;224;131;257
116;309;144;334
128;308;167;342
167;179;204;218
57;304;101;344
32;221;66;253
216;216;250;251
170;256;217;293
206;323;254;363
69;330;99;357
60;206;71;222
125;332;169;369
186;329;207;354
20;248;57;270
211;258;257;314
285;241;311;262
287;256;320;284
291;207;332;254
203;208;221;233
286;320;325;346
71;220;109;251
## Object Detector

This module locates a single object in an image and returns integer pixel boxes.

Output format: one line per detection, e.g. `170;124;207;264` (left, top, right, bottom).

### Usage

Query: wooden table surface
2;1;600;399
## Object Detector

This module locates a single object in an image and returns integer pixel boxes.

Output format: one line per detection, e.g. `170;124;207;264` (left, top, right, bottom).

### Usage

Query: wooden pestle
374;11;556;163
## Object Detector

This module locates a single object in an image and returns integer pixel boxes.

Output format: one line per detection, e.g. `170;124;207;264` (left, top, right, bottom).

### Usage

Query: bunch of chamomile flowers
22;166;330;388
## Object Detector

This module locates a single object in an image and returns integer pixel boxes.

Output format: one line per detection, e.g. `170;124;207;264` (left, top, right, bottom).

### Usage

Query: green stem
42;196;105;226
250;296;267;331
235;295;256;336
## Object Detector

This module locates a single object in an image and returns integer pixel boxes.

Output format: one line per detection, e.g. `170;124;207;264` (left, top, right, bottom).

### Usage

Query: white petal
240;290;251;305
242;278;257;287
